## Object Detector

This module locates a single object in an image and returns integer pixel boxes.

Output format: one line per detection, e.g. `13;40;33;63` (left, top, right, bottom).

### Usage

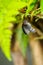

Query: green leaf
0;0;28;61
40;0;43;14
0;25;12;61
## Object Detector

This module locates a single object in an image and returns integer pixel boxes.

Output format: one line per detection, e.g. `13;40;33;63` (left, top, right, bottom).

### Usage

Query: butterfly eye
22;20;36;34
22;24;30;34
22;20;31;34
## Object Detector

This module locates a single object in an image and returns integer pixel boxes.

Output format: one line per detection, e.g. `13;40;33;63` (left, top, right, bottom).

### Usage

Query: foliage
0;0;42;61
40;0;43;14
